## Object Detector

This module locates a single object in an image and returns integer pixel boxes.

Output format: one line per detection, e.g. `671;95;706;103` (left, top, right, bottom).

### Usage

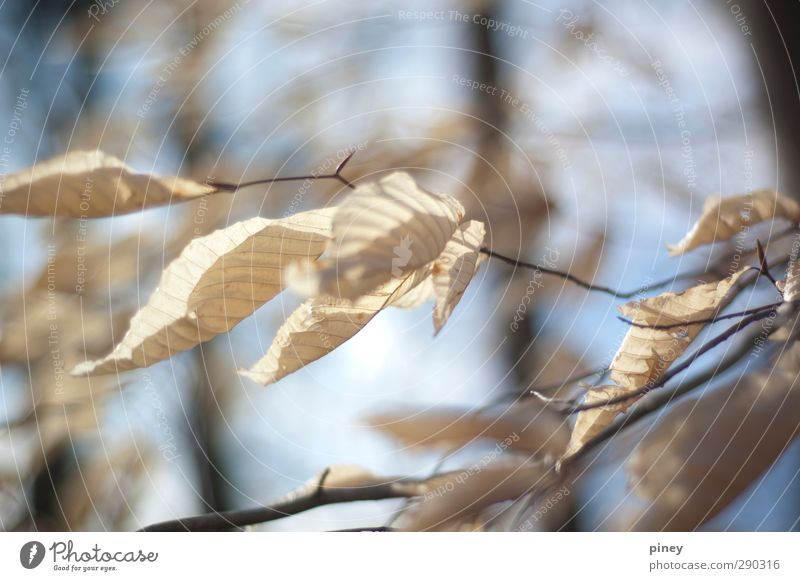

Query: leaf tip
237;367;276;386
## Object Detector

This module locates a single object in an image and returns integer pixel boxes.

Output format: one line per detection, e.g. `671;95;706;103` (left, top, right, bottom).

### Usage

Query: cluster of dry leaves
2;150;799;531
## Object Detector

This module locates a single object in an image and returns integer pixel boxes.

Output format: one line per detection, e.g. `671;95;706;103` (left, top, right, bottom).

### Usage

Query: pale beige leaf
564;269;747;457
771;259;800;340
400;462;550;531
628;372;800;530
34;233;164;297
0;150;217;217
668;190;800;256
241;268;429;385
288;172;464;300
388;275;434;309
0;291;123;364
368;400;568;458
432;220;486;334
782;257;800;302
563;386;631;458
71;208;335;376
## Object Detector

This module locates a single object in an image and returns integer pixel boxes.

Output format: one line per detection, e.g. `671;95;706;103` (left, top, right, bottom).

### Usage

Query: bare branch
139;473;426;532
481;227;797;299
327;526;398;532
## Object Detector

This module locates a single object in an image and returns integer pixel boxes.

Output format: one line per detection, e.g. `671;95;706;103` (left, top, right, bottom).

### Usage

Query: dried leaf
288;172;464;300
34;233;160;297
71;208;334;376
668;190;800;256
628;372;800;530
783;257;800;302
388;276;434;309
771;259;800;340
564;386;631;458
432;220;486;334
564;269;747;457
0;291;122;364
400;462;550;531
241;268;430;385
0;150;217;217
368;401;568;458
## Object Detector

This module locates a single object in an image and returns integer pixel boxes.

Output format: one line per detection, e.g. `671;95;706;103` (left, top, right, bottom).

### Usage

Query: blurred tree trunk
747;1;800;200
746;0;800;530
464;0;577;532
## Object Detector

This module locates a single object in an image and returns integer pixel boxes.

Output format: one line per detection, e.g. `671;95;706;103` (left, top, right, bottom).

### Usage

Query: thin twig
564;308;776;414
617;301;783;330
208;150;357;192
328;526;399;532
481;227;798;299
756;239;782;292
527;367;608;394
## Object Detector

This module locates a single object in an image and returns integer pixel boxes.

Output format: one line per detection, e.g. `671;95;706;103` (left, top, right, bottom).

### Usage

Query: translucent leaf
564;269;747;457
0;150;217;217
431;220;486;334
72;208;334;376
628;372;800;530
400;462;550;531
668;190;800;256
368;401;567;458
288;172;464;300
241;268;430;385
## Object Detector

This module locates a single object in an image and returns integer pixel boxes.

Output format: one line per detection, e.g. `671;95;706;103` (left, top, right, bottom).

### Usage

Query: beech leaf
368;401;568;458
0;150;217;218
288;172;464;300
241;268;430;385
71;208;335;376
668;190;800;256
628;372;800;530
564;268;747;457
431;220;486;334
400;462;550;531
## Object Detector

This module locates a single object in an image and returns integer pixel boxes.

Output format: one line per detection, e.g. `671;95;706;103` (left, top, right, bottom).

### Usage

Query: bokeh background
1;0;799;531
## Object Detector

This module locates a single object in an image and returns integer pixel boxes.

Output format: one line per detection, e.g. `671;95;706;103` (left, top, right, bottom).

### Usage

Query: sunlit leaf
72;208;334;376
0;150;217;218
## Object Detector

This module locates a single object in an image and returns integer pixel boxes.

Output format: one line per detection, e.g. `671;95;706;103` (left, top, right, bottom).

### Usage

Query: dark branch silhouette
139;470;427;532
209;149;357;192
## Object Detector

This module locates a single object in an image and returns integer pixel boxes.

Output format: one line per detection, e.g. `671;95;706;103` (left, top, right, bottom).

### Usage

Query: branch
208;150;357;192
327;526;398;532
564;307;776;414
481;227;797;299
139;471;425;532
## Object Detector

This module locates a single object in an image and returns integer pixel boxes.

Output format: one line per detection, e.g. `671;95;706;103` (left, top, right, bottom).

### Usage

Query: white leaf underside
72;208;335;375
241;267;431;385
